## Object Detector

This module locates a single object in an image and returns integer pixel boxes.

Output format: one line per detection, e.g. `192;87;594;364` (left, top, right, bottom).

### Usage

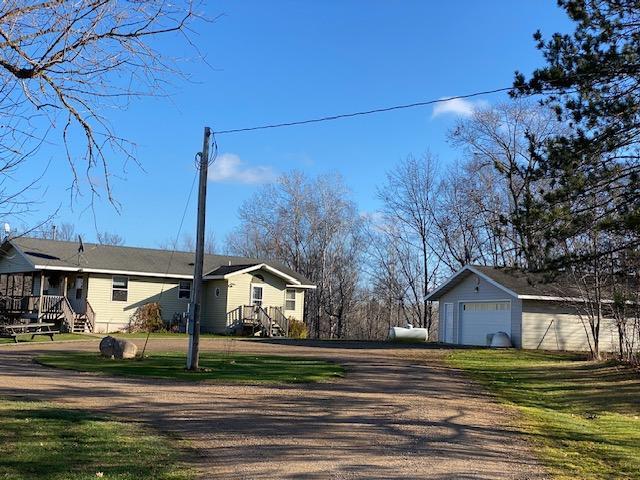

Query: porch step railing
226;304;288;337
268;307;289;337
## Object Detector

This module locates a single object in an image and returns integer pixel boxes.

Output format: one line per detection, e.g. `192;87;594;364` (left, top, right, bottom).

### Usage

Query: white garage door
460;302;511;346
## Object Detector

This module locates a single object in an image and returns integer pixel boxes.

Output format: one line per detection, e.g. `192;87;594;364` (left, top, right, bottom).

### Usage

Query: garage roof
426;265;587;301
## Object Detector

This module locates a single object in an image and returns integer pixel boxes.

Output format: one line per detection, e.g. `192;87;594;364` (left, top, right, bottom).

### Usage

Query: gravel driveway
0;338;546;479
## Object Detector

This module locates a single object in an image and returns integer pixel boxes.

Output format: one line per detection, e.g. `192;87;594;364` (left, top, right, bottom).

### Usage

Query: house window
285;289;296;310
112;276;128;302
178;280;191;299
251;285;263;306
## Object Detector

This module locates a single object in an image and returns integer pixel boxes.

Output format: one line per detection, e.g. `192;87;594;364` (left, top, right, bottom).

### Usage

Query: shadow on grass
35;351;345;384
0;397;192;480
449;349;640;479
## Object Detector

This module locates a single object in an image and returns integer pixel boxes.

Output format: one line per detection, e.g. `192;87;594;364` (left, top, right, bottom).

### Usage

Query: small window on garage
178;280;191;299
285;289;296;310
215;287;221;297
112;276;128;302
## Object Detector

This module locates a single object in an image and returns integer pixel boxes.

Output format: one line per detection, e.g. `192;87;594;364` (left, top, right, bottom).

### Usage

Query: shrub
288;319;308;339
129;302;164;332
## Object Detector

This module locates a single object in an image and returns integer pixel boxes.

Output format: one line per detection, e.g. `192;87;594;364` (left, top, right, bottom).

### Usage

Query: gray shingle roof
470;265;570;297
427;264;585;300
8;237;313;285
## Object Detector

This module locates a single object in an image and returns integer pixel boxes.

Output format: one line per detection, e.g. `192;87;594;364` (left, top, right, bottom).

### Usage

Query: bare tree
160;230;217;254
449;100;564;269
97;231;124;246
376;153;440;332
0;1;201;206
229;171;362;339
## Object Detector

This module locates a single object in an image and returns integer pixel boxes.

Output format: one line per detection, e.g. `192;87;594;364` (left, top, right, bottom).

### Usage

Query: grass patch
37;351;345;383
449;349;640;480
0;333;90;345
0;397;192;480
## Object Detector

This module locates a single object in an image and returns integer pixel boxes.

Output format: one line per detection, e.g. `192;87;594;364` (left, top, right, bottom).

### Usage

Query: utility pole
187;126;211;371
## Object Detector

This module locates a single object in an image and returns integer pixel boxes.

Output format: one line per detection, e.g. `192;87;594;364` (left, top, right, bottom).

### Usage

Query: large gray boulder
99;336;138;359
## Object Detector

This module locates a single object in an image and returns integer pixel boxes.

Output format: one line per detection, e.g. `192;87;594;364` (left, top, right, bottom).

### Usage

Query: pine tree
513;0;640;267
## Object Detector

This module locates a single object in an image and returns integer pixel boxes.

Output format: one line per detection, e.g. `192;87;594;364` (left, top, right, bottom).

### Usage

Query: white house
0;237;315;335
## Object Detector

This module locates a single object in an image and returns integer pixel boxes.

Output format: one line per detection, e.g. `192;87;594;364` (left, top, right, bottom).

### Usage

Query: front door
68;275;87;313
251;284;263;307
444;303;454;343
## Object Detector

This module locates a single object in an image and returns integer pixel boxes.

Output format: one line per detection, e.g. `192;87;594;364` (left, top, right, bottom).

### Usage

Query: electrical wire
141;168;199;357
214;87;513;135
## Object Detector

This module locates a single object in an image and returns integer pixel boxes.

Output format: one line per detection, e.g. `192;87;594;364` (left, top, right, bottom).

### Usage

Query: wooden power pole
187;126;211;371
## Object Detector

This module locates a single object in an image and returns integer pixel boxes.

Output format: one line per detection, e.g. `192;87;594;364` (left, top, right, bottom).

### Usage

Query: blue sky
12;1;572;248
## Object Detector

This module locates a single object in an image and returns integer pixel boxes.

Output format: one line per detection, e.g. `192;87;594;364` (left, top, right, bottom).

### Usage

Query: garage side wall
438;273;521;347
521;300;618;352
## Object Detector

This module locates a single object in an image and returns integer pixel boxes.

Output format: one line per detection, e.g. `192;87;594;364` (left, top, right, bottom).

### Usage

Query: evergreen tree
513;0;640;267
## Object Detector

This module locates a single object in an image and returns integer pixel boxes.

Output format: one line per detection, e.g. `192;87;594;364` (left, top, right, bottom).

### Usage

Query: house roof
426;264;586;301
4;237;314;287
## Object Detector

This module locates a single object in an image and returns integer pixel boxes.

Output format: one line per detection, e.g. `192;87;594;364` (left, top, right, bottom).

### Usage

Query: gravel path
0;338;546;479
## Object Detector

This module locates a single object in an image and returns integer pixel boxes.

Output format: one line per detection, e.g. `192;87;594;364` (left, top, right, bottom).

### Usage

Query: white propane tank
388;326;428;342
490;331;512;348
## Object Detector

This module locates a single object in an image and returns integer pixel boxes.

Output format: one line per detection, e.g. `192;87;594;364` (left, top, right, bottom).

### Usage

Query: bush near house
129;303;164;333
288;319;308;339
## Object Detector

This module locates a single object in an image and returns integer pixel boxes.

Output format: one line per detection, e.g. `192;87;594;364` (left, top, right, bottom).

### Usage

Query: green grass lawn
36;351;345;383
0;397;192;480
0;333;90;345
449;349;640;480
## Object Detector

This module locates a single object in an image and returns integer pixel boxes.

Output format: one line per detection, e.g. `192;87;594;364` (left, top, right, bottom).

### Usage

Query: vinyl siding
0;244;34;273
226;270;306;319
437;273;521;347
86;273;190;333
283;288;304;321
201;279;228;333
521;300;619;352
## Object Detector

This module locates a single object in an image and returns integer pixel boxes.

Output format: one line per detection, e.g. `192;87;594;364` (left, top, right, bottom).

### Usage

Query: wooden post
187;126;211;371
38;271;44;322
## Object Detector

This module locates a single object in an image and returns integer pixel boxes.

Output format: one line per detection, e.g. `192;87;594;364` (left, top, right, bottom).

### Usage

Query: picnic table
0;322;59;343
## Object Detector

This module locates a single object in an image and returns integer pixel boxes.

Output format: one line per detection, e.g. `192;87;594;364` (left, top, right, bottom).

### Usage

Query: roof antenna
77;235;85;266
51;224;56;240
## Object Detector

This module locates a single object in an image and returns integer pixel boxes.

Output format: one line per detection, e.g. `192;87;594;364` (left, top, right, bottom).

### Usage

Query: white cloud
431;97;487;118
208;153;276;184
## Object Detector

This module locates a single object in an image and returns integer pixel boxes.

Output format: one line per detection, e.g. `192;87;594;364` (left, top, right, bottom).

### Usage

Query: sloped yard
449;350;640;480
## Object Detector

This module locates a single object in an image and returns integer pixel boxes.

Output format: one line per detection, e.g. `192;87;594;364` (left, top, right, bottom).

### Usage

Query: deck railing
225;304;289;337
0;294;94;333
0;295;39;314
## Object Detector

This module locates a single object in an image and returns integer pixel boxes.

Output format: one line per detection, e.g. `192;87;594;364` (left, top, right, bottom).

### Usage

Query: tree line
229;1;640;363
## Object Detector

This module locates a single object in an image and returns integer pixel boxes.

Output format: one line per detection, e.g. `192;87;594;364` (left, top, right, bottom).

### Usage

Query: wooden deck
0;295;95;333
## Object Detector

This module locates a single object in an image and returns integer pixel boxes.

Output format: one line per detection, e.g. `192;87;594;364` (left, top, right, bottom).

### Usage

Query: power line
141;167;199;357
214;86;513;135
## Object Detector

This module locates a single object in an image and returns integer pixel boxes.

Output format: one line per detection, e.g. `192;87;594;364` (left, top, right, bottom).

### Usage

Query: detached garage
427;265;619;352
